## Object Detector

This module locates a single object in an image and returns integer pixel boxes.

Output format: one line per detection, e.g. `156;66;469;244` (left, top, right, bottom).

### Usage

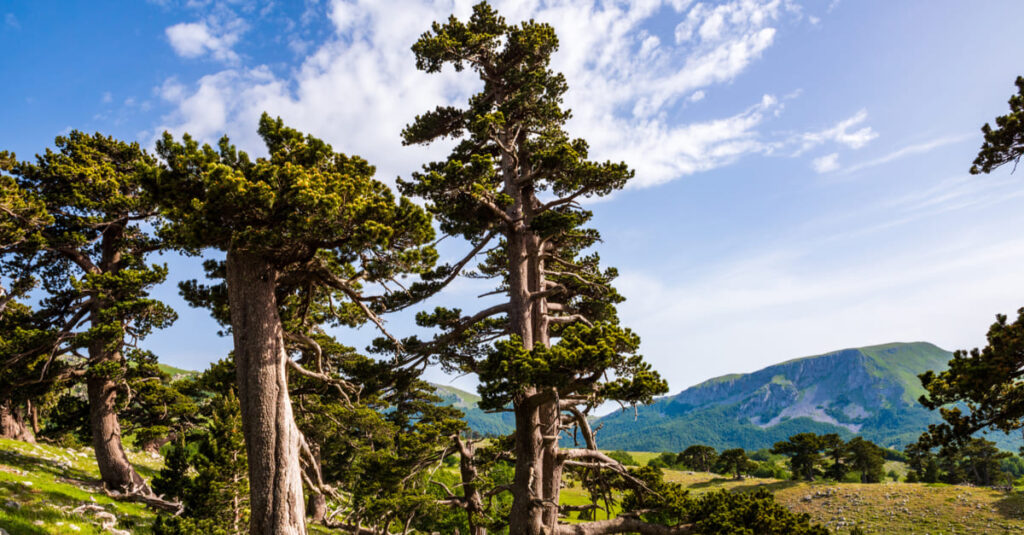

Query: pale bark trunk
87;345;149;492
27;399;39;435
226;250;306;535
0;399;35;443
307;493;326;525
458;440;487;535
504;135;560;535
307;443;326;525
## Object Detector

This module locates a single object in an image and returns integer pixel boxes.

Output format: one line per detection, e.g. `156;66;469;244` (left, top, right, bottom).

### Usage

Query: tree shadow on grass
719;479;802;494
0;448;97;484
993;490;1024;520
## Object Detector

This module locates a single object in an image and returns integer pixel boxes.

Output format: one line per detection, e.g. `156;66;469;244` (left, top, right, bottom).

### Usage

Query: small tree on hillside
772;433;824;482
678;445;718;473
153;391;249;535
821;434;849;481
0;297;53;442
718;449;751;480
845;437;885;483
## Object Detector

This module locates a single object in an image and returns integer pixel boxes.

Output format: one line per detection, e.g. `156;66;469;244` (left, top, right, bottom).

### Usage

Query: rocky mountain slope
591;342;1018;451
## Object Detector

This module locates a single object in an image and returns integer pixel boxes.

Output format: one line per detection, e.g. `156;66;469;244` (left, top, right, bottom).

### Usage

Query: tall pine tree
154;114;438;534
399;4;677;533
0;134;175;494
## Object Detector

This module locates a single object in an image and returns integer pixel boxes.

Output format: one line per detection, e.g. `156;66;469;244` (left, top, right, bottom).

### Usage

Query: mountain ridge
589;341;1019;451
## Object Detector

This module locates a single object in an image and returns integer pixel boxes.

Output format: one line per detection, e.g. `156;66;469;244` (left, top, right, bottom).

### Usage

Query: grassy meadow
2;440;1023;534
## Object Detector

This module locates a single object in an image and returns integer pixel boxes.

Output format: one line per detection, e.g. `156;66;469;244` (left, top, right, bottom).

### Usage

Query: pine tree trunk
86;347;149;492
0;399;35;443
27;399;39;435
226;250;306;535
509;397;545;535
306;443;327;525
458;440;487;535
142;432;176;455
504;163;560;535
307;493;326;525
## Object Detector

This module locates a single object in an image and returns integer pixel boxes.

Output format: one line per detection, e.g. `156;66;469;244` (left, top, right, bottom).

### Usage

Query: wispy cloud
153;0;816;189
618;231;1024;389
4;13;19;30
838;133;974;175
812;152;839;173
794;108;878;155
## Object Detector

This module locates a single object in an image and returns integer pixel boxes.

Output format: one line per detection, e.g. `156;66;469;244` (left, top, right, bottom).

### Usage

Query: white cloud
618;232;1024;391
812;152;839;173
4;13;19;29
840;134;973;176
153;0;812;189
689;90;706;102
794;108;878;155
102;91;113;104
165;15;245;62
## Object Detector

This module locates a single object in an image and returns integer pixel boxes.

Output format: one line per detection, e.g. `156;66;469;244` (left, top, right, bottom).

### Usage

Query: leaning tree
970;75;1024;175
0;134;176;496
397;4;685;533
154;114;439;534
916;74;1024;453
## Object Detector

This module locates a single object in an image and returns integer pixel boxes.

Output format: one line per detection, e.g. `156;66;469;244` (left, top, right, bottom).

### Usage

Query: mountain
593;342;1018;452
431;383;514;436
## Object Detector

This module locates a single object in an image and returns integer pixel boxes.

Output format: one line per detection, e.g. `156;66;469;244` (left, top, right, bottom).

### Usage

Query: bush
607;450;637;466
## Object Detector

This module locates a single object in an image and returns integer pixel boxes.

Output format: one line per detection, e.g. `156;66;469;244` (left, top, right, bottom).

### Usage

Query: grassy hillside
5;436;1023;534
561;468;1024;533
431;383;515;437
665;471;1024;534
0;438;161;534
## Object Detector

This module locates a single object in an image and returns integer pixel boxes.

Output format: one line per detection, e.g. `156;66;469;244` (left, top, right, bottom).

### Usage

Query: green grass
660;469;1024;534
0;438;164;534
157;363;199;380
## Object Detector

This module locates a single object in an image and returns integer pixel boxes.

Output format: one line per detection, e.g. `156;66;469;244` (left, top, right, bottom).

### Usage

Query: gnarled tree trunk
87;344;149;492
226;250;306;535
0;399;35;443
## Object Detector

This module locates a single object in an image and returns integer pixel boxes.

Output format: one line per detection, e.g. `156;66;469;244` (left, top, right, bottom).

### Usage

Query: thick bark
307;493;326;525
87;347;149;492
27;399;39;435
509;395;544;535
307;442;327;525
457;438;487;535
226;250;306;535
0;399;35;443
504;134;561;535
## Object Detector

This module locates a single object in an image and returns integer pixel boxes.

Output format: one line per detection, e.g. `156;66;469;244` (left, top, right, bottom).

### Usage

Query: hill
430;383;514;436
593;342;1019;452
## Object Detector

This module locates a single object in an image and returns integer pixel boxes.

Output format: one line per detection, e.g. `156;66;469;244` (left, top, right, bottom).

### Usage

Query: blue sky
3;0;1024;398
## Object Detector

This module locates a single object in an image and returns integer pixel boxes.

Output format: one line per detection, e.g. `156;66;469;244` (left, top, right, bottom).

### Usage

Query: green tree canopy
0;132;175;496
398;3;669;532
678;445;718;473
772;433;824;482
971;76;1024;174
154;113;439;534
918;309;1024;450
